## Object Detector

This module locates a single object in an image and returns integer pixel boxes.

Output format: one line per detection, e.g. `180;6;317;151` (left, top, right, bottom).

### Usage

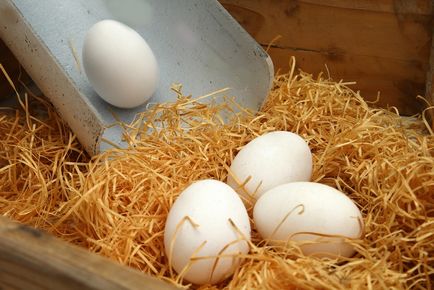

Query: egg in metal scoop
82;19;159;108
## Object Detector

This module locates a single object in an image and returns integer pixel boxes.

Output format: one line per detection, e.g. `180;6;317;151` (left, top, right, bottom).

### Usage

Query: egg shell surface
82;19;159;108
164;179;251;285
227;131;312;204
253;182;363;258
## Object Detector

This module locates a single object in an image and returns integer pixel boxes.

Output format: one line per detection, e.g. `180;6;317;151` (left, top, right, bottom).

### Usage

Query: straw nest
0;59;433;289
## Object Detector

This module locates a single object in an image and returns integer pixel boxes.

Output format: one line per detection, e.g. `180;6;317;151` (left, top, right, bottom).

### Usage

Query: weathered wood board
220;0;433;116
0;216;179;290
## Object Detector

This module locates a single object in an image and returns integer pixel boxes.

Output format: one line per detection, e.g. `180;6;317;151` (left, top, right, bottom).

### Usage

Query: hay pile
0;59;433;289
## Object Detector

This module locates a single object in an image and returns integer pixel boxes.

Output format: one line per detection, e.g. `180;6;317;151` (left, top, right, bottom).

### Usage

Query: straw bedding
0;59;433;289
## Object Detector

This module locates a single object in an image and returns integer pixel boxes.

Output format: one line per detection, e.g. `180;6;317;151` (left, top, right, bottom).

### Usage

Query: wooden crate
220;0;434;119
0;217;178;290
0;1;433;289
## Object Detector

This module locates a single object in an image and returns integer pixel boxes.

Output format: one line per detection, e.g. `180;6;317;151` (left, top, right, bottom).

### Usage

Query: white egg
164;179;251;285
82;19;159;108
227;131;312;205
253;182;363;258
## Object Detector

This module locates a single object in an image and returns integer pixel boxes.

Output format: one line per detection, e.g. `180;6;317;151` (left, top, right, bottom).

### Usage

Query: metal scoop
0;0;274;155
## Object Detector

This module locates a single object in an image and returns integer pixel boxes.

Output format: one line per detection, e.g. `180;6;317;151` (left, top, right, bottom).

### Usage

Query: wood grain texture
426;31;434;129
294;0;432;14
220;0;433;115
0;216;179;290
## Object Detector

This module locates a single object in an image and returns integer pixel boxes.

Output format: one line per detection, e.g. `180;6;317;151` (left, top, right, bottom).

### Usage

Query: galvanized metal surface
0;0;273;154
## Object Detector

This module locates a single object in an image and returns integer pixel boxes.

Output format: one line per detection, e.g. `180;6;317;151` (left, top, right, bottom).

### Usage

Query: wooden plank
426;32;434;129
299;0;432;14
267;47;427;115
221;0;432;59
0;216;179;290
220;0;433;115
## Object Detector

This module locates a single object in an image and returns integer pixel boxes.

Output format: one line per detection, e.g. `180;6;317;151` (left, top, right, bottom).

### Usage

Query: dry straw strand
1;57;433;289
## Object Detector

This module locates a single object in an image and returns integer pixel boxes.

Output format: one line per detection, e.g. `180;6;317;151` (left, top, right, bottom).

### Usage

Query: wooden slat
220;0;433;115
299;0;432;15
267;47;427;112
0;216;179;290
427;32;434;129
221;0;432;59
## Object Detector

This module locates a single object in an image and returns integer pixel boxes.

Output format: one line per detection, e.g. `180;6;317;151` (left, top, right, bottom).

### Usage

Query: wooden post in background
220;0;433;117
427;32;434;130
